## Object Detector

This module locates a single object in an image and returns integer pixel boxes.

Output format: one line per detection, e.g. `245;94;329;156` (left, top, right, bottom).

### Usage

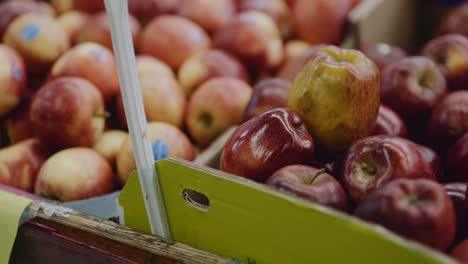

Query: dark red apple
423;34;468;91
243;78;292;121
371;104;408;138
443;182;468;239
341;135;437;202
437;3;468;37
355;178;456;251
427;91;468;152
414;143;443;182
446;134;468;182
267;165;348;211
451;239;468;263
220;108;314;183
381;56;447;121
360;42;407;71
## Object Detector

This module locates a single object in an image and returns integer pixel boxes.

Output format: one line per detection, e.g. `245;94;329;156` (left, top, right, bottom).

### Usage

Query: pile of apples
0;0;467;260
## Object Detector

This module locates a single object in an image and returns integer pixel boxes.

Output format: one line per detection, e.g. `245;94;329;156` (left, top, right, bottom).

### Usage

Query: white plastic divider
104;0;172;239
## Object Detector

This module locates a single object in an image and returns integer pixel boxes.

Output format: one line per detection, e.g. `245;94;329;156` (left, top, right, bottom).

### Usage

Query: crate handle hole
182;188;210;211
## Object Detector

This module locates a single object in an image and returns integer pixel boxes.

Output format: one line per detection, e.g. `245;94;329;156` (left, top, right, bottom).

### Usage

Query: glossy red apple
427;90;468;152
444;182;468;239
341;135;437;202
213;11;283;74
139;15;211;69
0;138;50;192
177;0;236;34
371;105;408;138
355;178;456;251
35;147;114;202
0;44;26;117
381;56;447;121
220;108;315;183
423;34;468;91
76;11;141;51
178;49;249;96
292;0;353;45
267;165;348;211
360;42;407;71
446;134;468;182
30;77;105;150
243;78;292;121
451;239;468;263
185;78;252;147
414;143;443;182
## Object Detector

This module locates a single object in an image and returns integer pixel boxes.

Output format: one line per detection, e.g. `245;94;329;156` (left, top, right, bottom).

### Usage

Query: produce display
0;0;468;262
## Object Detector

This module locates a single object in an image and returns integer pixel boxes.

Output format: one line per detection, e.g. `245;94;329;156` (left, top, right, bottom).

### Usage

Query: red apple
427;91;468;152
341;135;437;202
69;0;105;14
35;147;114;202
0;138;50;192
446;134;468;182
444;182;468;239
49;42;119;101
359;42;407;71
414;143;444;182
177;0;236;34
0;44;26;117
3;13;69;75
292;0;353;45
56;11;90;45
213;11;284;74
5;89;35;144
243;78;292;121
451;239;468;263
136;55;174;79
355;178;456;251
277;44;326;80
0;0;54;39
437;3;468;37
139;15;211;69
135;0;181;22
93;130;128;169
381;56;447;121
116;122;196;185
76;11;141;52
116;74;186;129
267;165;348;211
30;77;105;150
220;108;315;183
423;34;468;91
239;0;291;38
186;77;252;147
371;105;408;138
178;49;249;96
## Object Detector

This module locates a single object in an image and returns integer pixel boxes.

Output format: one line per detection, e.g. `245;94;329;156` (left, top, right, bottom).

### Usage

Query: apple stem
308;168;327;185
95;111;111;119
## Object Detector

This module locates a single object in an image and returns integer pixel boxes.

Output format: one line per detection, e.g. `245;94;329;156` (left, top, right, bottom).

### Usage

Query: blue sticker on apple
152;139;169;161
21;24;40;41
92;48;107;62
12;65;23;82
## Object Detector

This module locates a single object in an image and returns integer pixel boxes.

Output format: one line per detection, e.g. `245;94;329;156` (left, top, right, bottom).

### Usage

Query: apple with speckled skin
355;178;456;251
267;165;348;211
178;49;249;96
140;15;211;69
116;122;196;185
220;108;315;183
0;138;50;192
30;77;105;150
186;77;252;147
0;44;26;117
3;13;69;75
49;42;119;101
35;147;114;202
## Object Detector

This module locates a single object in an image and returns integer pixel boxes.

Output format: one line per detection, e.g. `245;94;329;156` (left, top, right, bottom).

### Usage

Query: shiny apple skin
359;42;407;71
355;178;456;251
243;78;292;121
443;182;468;239
381;56;447;121
267;165;348;211
414;143;444;181
446;134;468;182
220;108;314;183
371;104;408;138
341;135;437;202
